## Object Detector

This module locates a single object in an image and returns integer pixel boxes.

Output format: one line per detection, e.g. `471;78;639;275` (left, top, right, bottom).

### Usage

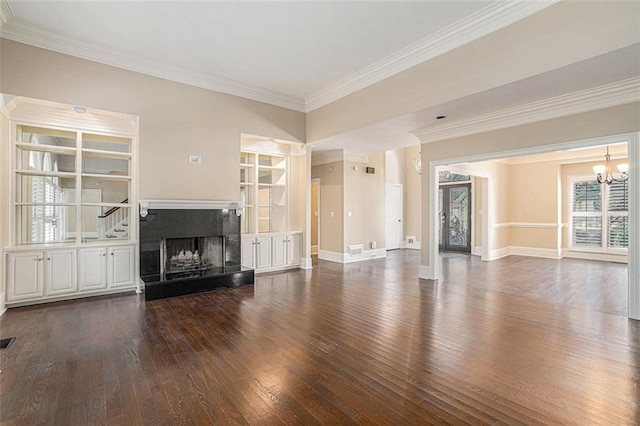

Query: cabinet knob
47;257;51;261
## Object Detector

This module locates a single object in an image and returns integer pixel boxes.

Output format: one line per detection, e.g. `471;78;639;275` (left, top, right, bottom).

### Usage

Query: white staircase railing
98;200;129;239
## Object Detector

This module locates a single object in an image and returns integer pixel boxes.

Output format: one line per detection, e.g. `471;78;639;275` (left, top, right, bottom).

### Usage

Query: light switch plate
189;154;202;164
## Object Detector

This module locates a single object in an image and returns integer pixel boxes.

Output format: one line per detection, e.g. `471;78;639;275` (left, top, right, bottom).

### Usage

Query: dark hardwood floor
1;250;638;424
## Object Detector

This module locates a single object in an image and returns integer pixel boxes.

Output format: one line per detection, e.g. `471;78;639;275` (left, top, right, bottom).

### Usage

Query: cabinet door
45;250;77;295
271;235;287;267
78;248;107;291
108;246;134;288
288;233;301;266
255;236;272;269
7;251;43;301
241;238;256;269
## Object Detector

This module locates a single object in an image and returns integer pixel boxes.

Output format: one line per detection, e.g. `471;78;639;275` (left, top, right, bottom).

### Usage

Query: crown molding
311;149;369;167
3;95;139;136
304;0;560;112
414;77;640;143
1;1;558;113
0;0;13;27
0;18;307;112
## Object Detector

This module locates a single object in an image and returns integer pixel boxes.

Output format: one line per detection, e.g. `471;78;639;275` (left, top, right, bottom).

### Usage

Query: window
569;177;628;252
14;125;133;245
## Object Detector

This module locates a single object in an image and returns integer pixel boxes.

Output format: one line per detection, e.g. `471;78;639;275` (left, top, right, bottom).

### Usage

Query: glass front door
439;183;471;253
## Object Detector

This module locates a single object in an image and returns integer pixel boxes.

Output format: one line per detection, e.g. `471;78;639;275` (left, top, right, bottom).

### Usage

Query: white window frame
568;175;628;254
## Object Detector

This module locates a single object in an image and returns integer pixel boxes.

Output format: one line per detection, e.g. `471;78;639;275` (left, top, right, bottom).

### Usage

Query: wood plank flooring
1;250;638;424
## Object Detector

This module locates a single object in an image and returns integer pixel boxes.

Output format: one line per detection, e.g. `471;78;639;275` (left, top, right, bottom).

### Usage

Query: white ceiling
1;0;552;112
1;1;638;156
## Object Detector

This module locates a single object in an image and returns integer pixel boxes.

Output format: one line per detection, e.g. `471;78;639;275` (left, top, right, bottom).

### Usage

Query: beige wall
289;152;308;234
344;154;386;251
0;40;306;202
307;1;640;142
311;181;319;247
420;102;640;266
311;161;344;253
404;146;421;243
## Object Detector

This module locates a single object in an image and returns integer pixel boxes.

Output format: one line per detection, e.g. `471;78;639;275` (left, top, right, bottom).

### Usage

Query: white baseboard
405;241;421;250
318;250;345;263
299;257;313;269
472;246;482;256
486;246;625;262
510;246;562;259
318;248;387;264
311;245;318;255
418;264;436;280
489;247;511;261
562;249;628;264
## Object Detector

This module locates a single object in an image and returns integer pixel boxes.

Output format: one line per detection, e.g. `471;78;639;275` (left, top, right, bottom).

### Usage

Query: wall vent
348;244;364;256
407;236;416;244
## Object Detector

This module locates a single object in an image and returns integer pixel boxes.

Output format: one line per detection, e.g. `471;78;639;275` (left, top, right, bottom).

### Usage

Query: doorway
439;183;471;253
386;184;403;250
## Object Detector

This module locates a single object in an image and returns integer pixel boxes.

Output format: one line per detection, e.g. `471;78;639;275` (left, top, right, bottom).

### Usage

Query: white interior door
386;184;403;250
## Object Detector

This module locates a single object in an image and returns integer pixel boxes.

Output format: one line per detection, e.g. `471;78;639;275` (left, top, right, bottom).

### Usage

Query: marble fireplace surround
139;199;254;300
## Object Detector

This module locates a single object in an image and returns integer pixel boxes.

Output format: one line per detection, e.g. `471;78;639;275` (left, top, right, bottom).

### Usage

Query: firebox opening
161;236;227;280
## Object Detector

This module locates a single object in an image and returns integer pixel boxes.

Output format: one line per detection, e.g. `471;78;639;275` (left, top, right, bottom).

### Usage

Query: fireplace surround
139;200;254;300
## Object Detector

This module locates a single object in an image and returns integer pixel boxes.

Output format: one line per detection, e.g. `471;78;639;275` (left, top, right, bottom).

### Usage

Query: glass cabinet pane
83;152;130;175
18;150;75;172
81;178;129;204
83;133;131;153
82;206;130;241
16;175;75;204
16;205;75;244
20;126;76;147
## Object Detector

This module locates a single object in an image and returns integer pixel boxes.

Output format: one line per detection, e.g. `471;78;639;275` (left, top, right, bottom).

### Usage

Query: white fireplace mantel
139;199;243;217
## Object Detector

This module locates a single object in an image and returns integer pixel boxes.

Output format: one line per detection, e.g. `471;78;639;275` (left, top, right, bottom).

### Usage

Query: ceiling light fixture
436;115;446;120
73;106;88;114
593;145;628;185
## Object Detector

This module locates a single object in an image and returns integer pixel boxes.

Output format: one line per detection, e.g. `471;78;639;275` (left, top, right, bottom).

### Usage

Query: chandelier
413;152;421;174
593;146;628;185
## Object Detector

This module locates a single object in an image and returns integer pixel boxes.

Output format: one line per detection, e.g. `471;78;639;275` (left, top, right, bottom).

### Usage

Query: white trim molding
628;133;640;320
415;78;640;143
139;199;242;213
491;222;564;229
305;1;559;111
318;248;386;264
418;264;436;280
311;149;369;167
299;257;313;270
0;0;14;27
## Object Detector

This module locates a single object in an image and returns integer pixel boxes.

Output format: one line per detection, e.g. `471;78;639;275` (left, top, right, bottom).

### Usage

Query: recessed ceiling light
436;115;446;120
73;106;88;114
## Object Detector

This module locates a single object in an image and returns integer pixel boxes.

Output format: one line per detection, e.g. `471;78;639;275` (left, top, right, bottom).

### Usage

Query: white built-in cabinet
6;244;135;306
3;96;139;308
242;232;301;273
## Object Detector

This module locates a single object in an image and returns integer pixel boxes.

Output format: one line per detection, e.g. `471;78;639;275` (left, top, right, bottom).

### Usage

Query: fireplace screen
161;236;225;279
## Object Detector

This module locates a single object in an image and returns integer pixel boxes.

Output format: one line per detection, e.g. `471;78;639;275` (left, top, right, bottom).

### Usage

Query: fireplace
161;236;229;280
139;200;254;300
